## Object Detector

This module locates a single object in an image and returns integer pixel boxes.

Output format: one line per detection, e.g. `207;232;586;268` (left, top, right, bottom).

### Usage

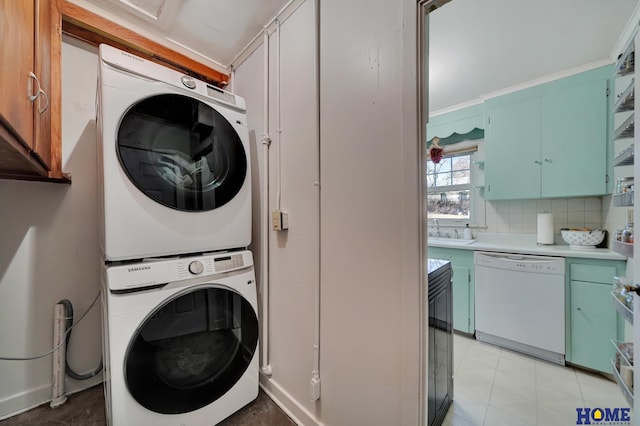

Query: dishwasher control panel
474;251;565;275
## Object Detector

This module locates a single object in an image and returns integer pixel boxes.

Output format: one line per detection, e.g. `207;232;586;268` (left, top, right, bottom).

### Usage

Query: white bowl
560;229;606;248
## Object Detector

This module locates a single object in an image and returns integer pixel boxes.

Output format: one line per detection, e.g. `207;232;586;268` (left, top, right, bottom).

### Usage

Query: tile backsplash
483;197;602;234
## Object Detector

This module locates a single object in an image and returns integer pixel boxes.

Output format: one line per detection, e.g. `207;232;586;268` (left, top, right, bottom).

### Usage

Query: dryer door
117;94;247;212
124;287;258;414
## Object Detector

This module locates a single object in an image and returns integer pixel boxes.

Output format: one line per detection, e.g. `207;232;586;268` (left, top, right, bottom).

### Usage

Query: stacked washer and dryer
96;44;258;425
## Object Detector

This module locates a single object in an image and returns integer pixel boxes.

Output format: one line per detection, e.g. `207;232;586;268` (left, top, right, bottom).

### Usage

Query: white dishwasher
474;251;565;365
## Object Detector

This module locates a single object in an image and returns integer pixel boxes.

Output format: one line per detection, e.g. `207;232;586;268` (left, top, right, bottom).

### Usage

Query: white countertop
427;233;626;260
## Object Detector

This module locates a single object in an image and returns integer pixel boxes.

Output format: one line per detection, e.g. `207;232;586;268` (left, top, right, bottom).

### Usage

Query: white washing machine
101;250;259;425
97;44;251;261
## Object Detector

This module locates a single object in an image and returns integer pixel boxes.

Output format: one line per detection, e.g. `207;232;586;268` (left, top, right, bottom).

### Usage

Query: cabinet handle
27;72;48;114
37;90;49;114
28;72;41;102
534;160;542;165
544;158;552;163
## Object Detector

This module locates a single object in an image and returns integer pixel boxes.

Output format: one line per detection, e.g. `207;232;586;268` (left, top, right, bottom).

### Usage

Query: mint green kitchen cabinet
540;79;608;198
565;258;626;373
428;247;475;334
484;94;541;200
485;65;611;201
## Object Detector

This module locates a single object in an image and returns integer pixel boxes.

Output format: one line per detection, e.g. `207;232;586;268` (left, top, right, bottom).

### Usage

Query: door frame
417;1;452;424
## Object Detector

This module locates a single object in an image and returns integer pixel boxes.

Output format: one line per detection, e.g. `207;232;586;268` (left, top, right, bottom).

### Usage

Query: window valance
426;103;484;145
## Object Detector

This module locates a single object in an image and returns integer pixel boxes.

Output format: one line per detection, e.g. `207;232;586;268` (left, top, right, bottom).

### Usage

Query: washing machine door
116;94;247;212
124;287;258;414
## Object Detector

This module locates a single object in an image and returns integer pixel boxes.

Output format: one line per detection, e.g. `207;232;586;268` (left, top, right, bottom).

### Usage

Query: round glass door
125;287;258;414
117;94;247;212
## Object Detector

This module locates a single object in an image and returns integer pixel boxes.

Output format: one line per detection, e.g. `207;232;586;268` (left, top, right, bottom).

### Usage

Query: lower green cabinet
566;259;626;373
428;247;474;334
452;265;472;333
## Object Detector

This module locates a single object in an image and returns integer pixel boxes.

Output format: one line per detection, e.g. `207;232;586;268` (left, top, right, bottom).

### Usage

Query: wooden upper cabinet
0;0;62;179
0;0;36;153
34;0;53;169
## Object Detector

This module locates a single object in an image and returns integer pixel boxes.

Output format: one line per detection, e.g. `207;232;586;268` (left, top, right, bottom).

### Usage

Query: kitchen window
426;150;476;222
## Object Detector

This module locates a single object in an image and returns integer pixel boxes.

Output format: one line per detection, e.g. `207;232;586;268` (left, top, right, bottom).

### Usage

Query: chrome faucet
431;219;441;237
454;229;459;239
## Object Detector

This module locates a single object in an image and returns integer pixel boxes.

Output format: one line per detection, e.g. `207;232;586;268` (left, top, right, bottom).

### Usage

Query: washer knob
188;260;204;275
180;75;196;89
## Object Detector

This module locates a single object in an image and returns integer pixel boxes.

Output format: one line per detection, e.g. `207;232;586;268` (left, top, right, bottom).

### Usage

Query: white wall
319;0;419;424
234;0;421;424
484;197;604;234
0;37;102;418
235;0;321;423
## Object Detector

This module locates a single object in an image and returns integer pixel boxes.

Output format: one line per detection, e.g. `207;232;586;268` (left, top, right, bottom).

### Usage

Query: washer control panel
100;45;247;110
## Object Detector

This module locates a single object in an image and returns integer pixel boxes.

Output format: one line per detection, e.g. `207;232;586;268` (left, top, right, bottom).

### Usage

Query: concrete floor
0;385;296;426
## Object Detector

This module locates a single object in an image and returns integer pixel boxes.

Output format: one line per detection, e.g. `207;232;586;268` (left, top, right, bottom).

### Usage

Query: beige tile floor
444;334;631;426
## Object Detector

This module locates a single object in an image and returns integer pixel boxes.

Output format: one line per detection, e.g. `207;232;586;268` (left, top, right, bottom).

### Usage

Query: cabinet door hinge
606;87;611;97
606;174;609;184
468;274;471;283
487;116;491;124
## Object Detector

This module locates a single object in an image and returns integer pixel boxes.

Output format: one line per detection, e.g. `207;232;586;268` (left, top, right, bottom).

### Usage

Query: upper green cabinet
540;79;609;198
484;66;611;201
484;94;541;199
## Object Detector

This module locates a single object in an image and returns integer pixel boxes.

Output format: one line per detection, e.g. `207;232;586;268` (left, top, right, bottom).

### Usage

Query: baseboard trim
0;375;103;421
259;375;323;426
2;373;323;424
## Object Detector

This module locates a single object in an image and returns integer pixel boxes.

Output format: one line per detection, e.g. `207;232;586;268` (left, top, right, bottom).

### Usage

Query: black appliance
427;259;453;426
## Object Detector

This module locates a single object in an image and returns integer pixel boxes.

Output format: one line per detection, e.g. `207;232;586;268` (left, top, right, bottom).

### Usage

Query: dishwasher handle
474;251;565;274
504;255;525;261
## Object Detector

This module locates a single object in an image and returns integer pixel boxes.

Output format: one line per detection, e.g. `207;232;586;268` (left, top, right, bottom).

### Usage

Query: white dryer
97;44;251;261
101;250;259;425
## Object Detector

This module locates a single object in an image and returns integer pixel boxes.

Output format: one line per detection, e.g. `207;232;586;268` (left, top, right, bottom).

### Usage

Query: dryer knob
188;260;204;275
181;75;196;89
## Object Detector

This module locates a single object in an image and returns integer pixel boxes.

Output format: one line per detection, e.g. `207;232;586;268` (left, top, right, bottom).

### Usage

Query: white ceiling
82;0;291;68
76;0;639;106
428;0;639;113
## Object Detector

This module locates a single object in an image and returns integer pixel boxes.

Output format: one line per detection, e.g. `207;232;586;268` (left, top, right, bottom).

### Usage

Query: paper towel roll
537;213;554;245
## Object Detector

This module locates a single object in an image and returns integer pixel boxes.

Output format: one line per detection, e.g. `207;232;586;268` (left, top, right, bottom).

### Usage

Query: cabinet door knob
544;158;552;163
534;160;542;165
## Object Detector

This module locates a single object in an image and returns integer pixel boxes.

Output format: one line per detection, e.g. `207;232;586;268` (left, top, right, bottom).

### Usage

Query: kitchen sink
428;237;476;246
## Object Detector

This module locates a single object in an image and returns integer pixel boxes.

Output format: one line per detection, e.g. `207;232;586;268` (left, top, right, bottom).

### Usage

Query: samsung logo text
127;266;151;273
